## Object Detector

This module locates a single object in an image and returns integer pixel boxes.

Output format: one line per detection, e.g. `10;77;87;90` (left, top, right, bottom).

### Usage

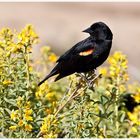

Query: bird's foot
76;73;89;83
76;73;92;88
76;71;102;88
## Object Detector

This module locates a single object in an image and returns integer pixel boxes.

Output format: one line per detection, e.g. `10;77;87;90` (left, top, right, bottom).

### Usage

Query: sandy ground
0;2;140;81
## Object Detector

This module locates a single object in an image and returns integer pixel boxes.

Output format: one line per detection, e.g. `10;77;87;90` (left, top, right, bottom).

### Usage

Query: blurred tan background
0;2;140;81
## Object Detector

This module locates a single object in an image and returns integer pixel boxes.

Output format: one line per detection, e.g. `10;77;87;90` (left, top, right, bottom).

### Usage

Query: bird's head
83;22;113;40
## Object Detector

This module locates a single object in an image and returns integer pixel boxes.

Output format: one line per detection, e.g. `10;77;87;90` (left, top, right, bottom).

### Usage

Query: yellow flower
45;108;53;115
25;101;31;109
35;91;41;98
39;81;49;91
108;51;129;82
3;80;13;85
18;24;39;46
113;51;126;61
40;121;48;133
10;110;18;121
43;132;57;138
99;135;104;138
121;61;128;69
5;43;17;56
9;125;17;131
45;92;57;101
10;43;23;53
137;87;140;93
35;81;49;98
133;93;140;103
25;124;32;132
27;47;32;53
24;109;32;115
17;96;23;107
24;115;33;121
108;57;117;65
24;109;33;121
18;120;24;127
119;85;126;93
40;115;59;135
48;53;57;62
127;106;140;125
131;127;137;133
123;73;129;81
29;66;33;72
99;67;108;76
0;28;13;42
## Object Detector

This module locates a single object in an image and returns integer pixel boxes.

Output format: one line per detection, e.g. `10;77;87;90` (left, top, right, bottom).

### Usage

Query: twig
54;73;101;117
70;74;101;101
37;73;101;138
54;84;81;117
59;81;73;104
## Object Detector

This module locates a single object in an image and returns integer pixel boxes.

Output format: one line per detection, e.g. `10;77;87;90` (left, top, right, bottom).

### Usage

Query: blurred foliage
0;25;140;138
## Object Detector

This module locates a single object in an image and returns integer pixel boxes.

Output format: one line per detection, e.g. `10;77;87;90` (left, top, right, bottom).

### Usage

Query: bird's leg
76;70;101;88
84;70;95;79
85;69;99;88
77;72;93;88
75;73;89;83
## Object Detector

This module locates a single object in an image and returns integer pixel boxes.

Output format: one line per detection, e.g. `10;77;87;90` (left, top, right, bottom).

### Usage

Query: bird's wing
57;38;96;62
56;46;75;62
74;41;95;56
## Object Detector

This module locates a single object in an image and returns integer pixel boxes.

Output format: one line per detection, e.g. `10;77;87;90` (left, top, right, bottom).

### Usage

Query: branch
54;73;101;117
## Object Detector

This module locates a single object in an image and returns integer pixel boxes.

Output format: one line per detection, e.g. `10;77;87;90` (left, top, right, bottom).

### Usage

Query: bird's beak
82;27;91;33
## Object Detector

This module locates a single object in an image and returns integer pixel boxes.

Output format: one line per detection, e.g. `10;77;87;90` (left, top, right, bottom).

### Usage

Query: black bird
119;93;140;112
38;21;113;86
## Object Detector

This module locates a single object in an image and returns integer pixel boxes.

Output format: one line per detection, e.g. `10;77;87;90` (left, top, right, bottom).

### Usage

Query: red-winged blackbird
38;22;113;86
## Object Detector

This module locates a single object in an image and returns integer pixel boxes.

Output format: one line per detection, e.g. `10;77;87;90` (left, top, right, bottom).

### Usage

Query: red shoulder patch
79;48;94;56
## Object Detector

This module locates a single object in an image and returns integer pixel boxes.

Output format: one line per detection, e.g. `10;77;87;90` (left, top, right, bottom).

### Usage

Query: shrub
0;25;139;138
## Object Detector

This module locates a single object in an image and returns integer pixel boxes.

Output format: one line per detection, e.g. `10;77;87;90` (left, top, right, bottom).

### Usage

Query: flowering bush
0;25;139;138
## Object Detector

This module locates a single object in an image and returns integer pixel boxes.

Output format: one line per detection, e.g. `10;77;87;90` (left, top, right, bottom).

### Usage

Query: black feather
38;22;113;86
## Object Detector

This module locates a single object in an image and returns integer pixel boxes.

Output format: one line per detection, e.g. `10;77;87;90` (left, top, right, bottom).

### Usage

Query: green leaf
119;112;126;122
4;97;16;107
107;111;114;118
4;108;11;116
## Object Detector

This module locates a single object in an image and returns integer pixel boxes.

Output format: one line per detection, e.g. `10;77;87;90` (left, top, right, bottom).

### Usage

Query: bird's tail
38;70;57;86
